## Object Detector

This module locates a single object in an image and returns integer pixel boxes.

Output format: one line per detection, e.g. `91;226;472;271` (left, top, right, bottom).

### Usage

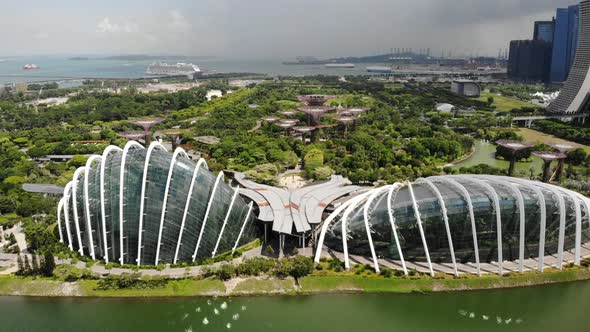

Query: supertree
128;117;166;145
297;95;336;106
533;151;567;182
278;110;299;117
275;120;297;136
297;106;335;126
292;126;316;144
551;144;576;181
160;129;185;151
336;116;355;136
118;131;147;142
496;140;533;176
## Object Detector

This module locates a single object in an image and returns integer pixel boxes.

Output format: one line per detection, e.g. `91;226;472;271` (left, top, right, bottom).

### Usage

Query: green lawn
475;92;535;112
2;267;590;297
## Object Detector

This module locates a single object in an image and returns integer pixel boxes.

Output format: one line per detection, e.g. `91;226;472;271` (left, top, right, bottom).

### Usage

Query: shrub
380;268;393;278
215;264;236;281
289;256;314;280
273;259;293;279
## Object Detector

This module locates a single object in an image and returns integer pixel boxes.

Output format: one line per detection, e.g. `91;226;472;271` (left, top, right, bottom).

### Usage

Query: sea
0;56;389;85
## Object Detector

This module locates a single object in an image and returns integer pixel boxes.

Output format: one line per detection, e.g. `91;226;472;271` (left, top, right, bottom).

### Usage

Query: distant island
68;57;89;61
101;54;216;61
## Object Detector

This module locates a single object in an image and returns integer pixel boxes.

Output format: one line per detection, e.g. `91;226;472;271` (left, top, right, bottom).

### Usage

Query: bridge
511;113;589;128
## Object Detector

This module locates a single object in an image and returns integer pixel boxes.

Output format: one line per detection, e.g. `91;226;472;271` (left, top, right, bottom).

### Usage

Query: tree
41;252;56;277
23;255;32;276
567;148;587;166
487;96;494;106
289;256;314;281
16;253;24;276
31;254;40;275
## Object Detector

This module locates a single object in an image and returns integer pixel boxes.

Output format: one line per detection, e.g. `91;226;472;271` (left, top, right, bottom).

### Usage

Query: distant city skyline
0;0;581;59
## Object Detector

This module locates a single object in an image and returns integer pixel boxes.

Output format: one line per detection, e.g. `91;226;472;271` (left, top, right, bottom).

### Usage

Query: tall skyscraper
550;4;581;83
534;20;555;42
547;0;590;114
508;40;553;82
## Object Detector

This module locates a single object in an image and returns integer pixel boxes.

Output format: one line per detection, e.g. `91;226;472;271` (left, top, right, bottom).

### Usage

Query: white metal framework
58;142;255;266
314;175;590;276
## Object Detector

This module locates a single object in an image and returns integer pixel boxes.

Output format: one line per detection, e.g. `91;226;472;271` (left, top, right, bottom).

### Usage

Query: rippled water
1;281;589;331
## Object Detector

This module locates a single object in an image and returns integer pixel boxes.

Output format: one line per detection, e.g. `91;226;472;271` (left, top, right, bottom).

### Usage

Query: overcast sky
0;0;580;59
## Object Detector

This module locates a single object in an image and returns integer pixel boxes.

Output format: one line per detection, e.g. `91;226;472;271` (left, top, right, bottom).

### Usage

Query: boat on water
146;62;200;76
366;66;392;73
23;64;40;70
325;63;355;69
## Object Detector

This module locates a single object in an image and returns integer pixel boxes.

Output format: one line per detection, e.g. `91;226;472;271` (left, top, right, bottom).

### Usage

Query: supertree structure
128;117;166;146
160;129;185;151
118;131;147;142
292;126;316;144
297;95;336;106
551;144;576;181
297;106;335;126
495;140;533;176
533;151;568;182
278;110;299;117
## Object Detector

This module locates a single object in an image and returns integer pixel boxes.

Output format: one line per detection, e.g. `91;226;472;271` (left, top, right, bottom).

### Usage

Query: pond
1;281;589;331
454;140;544;175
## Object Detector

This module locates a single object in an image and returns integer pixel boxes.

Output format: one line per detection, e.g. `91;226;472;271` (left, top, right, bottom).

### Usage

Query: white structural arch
362;185;392;273
426;177;482;275
136;141;168;265
84;155;102;260
57;198;65;243
416;178;458;276
72;167;87;255
313;191;368;263
63;182;74;250
118;140;145;264
100;145;123;263
387;183;408;275
232;202;254;254
456;176;503;275
212;185;240;258
408;183;435;276
154;147;189;265
173;158;208;264
341;192;373;270
192;171;225;261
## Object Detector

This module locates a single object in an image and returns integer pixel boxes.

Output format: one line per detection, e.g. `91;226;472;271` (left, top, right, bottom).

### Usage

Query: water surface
1;281;589;331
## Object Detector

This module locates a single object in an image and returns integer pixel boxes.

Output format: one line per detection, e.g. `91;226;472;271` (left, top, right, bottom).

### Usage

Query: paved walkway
317;243;590;276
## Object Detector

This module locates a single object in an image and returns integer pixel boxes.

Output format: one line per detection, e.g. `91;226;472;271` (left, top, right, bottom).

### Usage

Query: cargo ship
325;63;355;68
366;66;392;73
146;62;200;76
23;64;40;70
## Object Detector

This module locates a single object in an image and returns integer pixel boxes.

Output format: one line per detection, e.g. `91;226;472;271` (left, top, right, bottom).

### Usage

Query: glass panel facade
59;144;259;266
324;175;590;268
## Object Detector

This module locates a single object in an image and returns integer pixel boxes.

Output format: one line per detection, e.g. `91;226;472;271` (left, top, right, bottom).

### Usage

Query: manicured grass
80;279;226;297
515;128;590;154
300;268;590;294
232;278;295;294
2;267;590;298
474;92;534;112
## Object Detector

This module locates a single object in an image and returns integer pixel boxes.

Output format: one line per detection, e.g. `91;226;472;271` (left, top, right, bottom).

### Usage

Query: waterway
454;140;544;175
0;56;389;84
1;281;589;331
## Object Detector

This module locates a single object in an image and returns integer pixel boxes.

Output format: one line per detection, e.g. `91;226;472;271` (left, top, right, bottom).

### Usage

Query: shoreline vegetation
2;261;590;298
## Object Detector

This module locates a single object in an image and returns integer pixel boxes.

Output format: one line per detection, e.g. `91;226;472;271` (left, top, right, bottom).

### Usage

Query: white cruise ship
146;62;201;76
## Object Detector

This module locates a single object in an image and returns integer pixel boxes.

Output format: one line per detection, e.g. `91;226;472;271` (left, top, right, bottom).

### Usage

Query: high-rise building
534;20;555;42
508;40;553;82
548;0;590;114
550;4;581;83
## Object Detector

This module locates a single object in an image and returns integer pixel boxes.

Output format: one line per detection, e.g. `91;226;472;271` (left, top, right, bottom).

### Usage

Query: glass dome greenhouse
57;141;257;266
315;175;590;276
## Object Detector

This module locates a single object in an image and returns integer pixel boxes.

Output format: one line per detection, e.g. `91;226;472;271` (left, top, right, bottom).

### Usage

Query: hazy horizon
0;0;581;60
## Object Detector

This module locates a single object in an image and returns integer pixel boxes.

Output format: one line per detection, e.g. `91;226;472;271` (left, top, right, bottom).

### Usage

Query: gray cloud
0;0;580;58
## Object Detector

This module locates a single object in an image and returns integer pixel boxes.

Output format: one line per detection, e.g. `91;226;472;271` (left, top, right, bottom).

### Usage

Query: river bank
1;266;590;298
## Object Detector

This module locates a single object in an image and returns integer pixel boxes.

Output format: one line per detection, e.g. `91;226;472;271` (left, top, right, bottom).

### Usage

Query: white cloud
96;17;139;34
96;17;120;33
169;10;191;31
